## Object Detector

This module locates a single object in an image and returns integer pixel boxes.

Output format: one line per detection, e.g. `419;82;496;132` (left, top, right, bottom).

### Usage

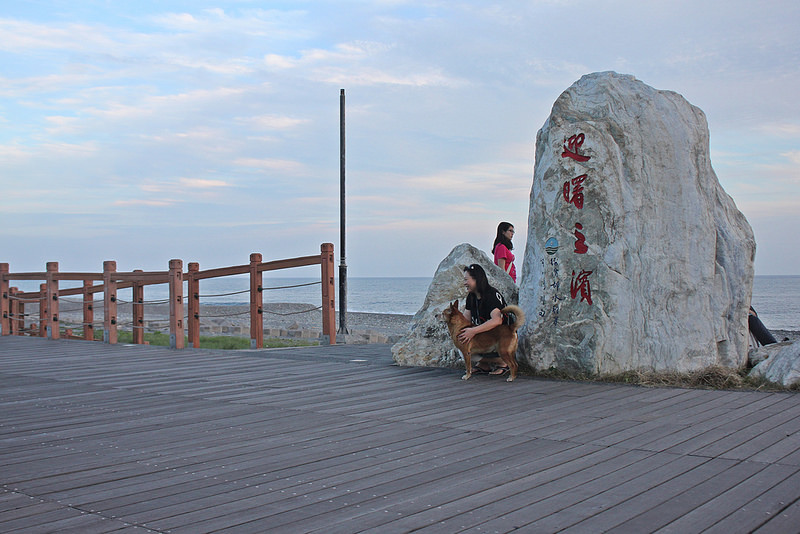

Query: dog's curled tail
502;305;525;332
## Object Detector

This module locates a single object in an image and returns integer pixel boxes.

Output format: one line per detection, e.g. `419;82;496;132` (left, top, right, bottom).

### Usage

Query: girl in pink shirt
492;222;516;283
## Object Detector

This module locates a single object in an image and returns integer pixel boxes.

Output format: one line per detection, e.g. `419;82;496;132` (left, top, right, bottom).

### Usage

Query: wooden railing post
187;262;200;348
320;243;336;345
17;291;24;335
132;270;144;345
46;262;59;340
8;286;18;335
83;280;94;341
168;259;184;349
0;263;9;336
103;261;118;344
39;283;47;338
250;253;264;349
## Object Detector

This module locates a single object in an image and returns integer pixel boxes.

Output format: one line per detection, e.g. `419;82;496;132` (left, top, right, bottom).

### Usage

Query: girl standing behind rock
492;222;516;283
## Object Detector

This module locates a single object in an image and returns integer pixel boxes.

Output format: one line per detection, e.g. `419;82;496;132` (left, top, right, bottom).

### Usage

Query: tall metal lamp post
338;88;349;335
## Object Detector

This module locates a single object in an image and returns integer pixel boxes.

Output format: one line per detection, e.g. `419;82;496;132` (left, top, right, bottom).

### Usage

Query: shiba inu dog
442;300;525;382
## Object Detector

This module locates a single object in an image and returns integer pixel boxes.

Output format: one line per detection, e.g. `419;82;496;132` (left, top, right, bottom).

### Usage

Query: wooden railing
0;243;336;347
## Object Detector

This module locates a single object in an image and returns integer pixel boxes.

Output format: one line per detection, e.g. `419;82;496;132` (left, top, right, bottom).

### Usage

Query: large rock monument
519;72;756;375
392;243;518;369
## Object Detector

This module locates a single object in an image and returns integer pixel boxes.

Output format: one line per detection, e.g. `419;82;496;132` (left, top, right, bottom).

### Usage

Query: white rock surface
518;72;756;375
392;243;518;368
749;341;800;388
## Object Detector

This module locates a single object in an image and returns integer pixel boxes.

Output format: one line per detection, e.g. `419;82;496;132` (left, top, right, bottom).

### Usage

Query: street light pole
338;88;349;335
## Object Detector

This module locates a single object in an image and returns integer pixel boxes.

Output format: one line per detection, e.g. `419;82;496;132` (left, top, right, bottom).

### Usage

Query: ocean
14;275;800;331
751;276;800;331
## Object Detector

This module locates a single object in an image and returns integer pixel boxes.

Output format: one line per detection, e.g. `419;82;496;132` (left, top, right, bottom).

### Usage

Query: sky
1;0;799;279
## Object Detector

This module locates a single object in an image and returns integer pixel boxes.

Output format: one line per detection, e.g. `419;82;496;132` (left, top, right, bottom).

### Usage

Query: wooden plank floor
2;336;800;533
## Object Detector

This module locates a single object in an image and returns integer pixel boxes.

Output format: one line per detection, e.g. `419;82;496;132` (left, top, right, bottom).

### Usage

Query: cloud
263;41;467;87
402;160;532;199
140;127;227;143
233;158;308;174
781;150;800;165
44;115;81;135
0;144;31;158
137;177;231;195
85;87;249;120
0;18;116;52
314;66;464;87
158;55;255;75
113;199;175;207
264;54;296;69
755;123;800;137
264;41;388;69
151;7;311;39
179;178;229;188
239;115;310;129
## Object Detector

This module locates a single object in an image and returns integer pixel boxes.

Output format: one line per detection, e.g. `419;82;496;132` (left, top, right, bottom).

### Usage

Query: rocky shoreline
30;300;800;346
54;302;414;344
771;330;800;343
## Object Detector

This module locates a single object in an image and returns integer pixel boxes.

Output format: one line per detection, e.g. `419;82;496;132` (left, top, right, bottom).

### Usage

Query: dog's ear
451;300;458;310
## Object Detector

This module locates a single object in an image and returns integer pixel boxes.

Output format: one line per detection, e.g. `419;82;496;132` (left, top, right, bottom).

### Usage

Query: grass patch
70;329;317;349
519;364;797;392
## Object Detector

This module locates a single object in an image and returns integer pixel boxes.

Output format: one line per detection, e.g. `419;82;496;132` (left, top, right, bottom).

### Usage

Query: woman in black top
458;263;511;375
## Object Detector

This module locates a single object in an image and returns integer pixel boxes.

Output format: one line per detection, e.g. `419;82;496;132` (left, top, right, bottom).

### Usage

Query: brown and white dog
442;300;525;382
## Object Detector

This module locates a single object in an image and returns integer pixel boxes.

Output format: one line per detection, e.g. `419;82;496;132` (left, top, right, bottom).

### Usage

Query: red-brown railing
0;243;336;347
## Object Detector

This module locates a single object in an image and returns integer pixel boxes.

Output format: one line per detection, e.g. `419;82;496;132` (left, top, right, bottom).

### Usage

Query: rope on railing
7;295;43;303
59;319;102;328
58;296;170;306
186;305;322;319
264;281;321;290
263;306;323;316
16;327;38;335
196;280;320;299
58;297;86;304
116;298;171;305
56;305;85;313
198;288;250;298
194;309;252;318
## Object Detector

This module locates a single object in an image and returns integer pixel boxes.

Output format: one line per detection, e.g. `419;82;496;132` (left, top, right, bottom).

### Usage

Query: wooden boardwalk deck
2;337;800;533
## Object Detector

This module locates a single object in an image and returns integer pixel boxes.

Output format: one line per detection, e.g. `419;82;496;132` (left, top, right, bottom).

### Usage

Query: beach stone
392;243;518;368
518;72;756;376
749;341;800;387
368;333;388;344
748;342;772;367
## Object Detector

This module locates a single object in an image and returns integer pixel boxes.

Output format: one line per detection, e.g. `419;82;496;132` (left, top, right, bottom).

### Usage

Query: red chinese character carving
574;223;588;254
562;133;591;162
570;269;593;305
563;174;587;209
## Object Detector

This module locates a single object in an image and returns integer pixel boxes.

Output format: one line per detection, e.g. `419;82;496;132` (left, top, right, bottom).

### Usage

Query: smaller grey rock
392;243;518;368
749;341;800;387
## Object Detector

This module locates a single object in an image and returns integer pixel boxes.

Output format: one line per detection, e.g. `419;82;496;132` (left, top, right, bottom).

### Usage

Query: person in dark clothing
749;306;777;346
458;263;512;376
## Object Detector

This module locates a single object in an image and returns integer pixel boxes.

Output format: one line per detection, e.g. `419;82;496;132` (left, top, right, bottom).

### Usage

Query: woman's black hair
492;221;514;254
464;264;490;297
